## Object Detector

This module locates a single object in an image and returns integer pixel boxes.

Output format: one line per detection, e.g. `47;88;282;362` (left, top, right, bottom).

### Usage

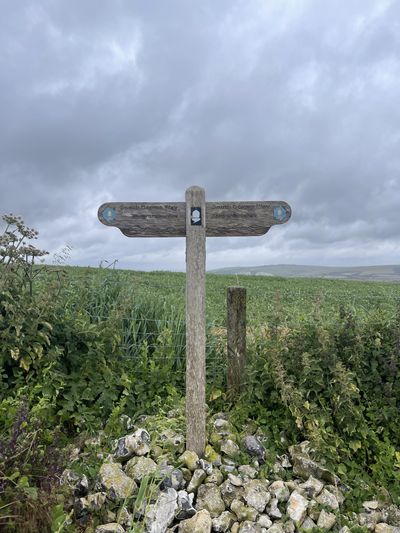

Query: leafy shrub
241;306;400;503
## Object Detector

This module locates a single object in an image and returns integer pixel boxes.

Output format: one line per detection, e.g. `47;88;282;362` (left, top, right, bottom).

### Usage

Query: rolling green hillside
211;263;400;282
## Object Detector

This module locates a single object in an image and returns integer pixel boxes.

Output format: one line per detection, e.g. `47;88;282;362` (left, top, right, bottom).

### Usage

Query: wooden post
98;192;291;454
185;186;206;456
227;286;247;398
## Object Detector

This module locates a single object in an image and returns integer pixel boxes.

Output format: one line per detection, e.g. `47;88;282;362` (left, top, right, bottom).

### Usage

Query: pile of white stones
61;415;400;533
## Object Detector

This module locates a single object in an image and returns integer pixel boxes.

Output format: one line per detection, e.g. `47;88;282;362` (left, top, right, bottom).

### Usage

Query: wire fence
57;270;400;392
111;317;228;391
76;311;400;394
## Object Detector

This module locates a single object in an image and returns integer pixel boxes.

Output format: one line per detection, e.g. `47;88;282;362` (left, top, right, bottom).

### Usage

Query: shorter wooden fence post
227;286;247;397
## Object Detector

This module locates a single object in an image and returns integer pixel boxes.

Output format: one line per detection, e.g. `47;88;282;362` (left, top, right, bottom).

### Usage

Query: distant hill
210;264;400;282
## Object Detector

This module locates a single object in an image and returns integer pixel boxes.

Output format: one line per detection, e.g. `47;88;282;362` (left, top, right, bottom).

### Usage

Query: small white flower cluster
0;213;48;267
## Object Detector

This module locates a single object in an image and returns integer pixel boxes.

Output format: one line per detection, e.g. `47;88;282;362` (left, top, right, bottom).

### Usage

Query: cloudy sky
1;0;399;271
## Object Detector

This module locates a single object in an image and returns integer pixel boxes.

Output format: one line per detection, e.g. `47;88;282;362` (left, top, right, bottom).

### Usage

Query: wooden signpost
98;186;291;456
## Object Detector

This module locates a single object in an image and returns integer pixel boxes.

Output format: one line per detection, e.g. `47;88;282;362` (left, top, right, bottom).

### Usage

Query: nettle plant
0;214;49;295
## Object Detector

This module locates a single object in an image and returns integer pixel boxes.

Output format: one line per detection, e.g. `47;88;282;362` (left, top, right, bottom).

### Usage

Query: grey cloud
1;0;399;269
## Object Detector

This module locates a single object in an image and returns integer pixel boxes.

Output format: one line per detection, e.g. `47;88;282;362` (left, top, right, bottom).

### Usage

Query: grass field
63;266;400;325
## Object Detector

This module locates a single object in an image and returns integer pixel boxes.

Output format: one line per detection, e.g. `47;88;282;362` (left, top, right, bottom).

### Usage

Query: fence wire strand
57;271;400;393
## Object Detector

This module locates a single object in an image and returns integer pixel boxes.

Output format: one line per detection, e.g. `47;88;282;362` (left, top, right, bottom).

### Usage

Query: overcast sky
1;0;399;271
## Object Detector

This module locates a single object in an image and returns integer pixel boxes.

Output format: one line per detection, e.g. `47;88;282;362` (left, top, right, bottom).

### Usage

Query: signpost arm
185;186;206;456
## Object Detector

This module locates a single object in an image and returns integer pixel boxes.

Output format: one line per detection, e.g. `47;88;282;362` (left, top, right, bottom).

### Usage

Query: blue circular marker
102;207;117;222
273;206;287;221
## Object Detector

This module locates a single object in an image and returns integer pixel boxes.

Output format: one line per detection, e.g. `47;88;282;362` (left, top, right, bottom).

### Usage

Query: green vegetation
1;215;400;530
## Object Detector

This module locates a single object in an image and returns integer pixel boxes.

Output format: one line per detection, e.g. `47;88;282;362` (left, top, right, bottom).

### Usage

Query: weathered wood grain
97;189;292;456
206;201;291;236
227;287;247;398
97;201;291;237
98;202;185;237
185;186;206;456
